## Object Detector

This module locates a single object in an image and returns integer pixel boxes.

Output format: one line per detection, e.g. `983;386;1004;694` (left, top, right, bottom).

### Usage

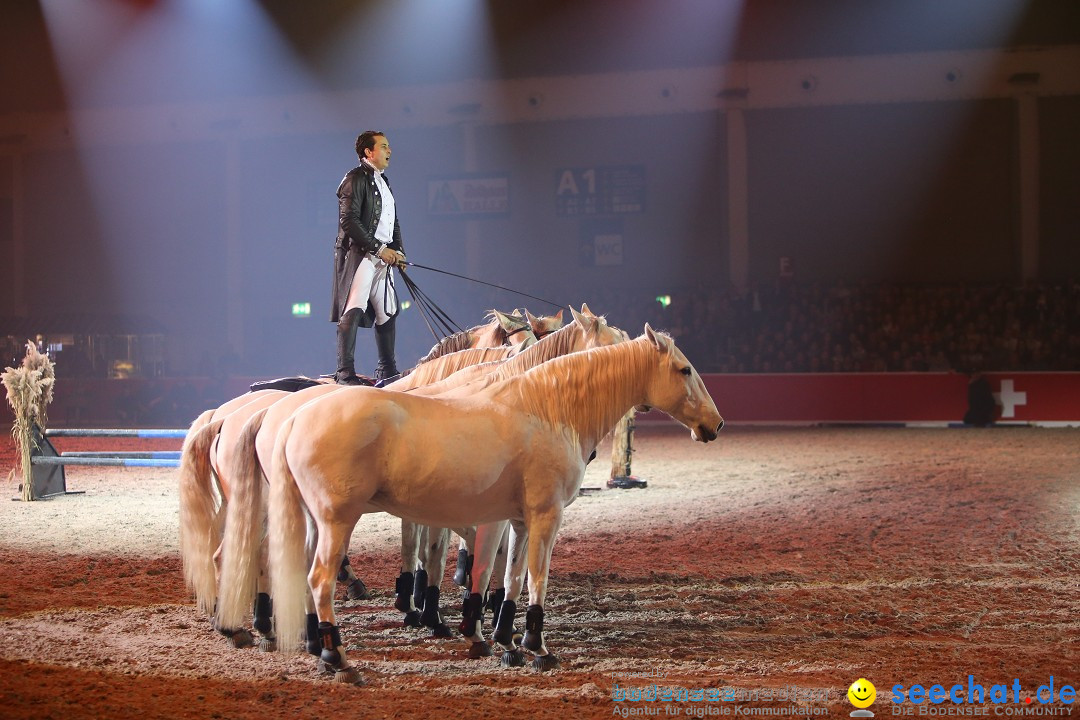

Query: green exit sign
291;302;311;317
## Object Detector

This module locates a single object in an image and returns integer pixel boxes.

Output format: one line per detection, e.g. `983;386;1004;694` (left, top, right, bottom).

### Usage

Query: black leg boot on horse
493;599;525;667
337;556;370;600
395;571;422;627
523;604;559;671
419;585;452;638
459;592;492;658
335;309;366;386
253;592;276;652
373;314;400;384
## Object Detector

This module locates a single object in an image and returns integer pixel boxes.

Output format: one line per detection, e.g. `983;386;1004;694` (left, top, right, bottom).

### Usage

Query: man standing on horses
332;130;406;385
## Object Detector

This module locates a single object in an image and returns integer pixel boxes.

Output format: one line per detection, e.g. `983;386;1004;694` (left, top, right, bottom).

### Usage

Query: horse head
640;324;724;443
492;309;537;349
570;306;625;350
525;308;565;339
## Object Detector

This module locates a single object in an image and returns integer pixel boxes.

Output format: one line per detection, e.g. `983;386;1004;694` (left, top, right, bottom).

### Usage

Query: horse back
283;389;585;528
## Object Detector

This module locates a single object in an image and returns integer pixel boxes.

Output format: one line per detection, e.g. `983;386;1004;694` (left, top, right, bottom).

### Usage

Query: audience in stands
595;279;1080;374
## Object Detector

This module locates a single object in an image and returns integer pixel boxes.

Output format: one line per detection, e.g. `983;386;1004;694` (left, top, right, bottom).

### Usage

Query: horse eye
680;366;691;376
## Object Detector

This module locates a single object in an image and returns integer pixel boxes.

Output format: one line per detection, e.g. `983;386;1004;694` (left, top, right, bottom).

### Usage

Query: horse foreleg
336;535;369;601
300;512;322;656
452;528;476;588
522;509;562;671
486;523;511;618
459;520;507;658
493;520;529;667
412;525;429;611
417;527;452;638
396;520;423;627
310;521;361;684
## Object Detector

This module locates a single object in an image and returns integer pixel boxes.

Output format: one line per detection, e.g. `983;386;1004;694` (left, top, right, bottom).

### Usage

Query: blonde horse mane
415;331;478;366
505;335;658;444
393;346;515;391
485;314;616;383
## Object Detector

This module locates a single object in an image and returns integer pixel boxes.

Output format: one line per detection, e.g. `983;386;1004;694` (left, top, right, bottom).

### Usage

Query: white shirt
362;159;396;250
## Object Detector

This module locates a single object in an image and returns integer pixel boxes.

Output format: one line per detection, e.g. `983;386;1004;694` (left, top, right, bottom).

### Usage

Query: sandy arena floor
0;424;1077;720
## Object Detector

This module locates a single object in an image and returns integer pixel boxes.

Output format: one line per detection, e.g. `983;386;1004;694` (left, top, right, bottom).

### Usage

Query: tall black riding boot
335;309;363;385
373;314;399;383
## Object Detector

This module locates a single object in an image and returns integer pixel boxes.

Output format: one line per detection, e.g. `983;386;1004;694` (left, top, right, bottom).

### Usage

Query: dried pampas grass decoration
2;341;56;501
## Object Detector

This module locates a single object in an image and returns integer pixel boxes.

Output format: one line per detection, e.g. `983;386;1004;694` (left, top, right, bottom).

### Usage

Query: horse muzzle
692;418;723;443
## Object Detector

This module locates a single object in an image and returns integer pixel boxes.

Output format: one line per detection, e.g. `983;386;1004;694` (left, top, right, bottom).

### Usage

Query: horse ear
553;309;564;324
580;303;594;316
645;323;671;353
494;309;518;332
571;306;597;333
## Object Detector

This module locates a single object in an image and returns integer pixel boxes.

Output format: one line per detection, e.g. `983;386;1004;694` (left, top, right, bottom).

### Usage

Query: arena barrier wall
1;373;1077;428
649;372;1080;426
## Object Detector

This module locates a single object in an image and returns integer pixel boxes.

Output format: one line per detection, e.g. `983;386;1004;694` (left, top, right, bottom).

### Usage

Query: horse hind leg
253;535;276;652
310;521;363;684
210;532;255;649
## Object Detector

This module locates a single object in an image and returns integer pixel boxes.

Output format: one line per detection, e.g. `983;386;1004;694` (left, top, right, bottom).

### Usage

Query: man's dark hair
356;131;385;159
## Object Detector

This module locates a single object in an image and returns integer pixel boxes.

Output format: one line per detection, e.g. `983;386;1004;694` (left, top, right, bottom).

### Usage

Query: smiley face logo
848;678;876;709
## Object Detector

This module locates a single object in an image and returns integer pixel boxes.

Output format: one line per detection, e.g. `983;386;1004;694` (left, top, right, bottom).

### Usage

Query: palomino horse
179;309;539;639
404;305;567;616
210;345;522;648
209;311;567;645
214;309;612;646
266;326;722;683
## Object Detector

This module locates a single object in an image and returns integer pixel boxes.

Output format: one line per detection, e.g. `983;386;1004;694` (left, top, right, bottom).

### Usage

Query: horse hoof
531;654;560;672
501;649;526;668
403;611;422;628
468;641;493;659
430;623;453;639
317;659;335;675
258;637;277;653
333;667;365;685
228;629;254;649
345;578;370;601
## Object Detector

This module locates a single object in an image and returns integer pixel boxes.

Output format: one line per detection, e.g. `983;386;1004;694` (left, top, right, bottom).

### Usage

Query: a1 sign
555;166;646;216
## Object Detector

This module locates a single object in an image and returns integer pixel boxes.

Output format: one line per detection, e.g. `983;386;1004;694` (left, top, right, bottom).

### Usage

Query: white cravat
363;159;395;249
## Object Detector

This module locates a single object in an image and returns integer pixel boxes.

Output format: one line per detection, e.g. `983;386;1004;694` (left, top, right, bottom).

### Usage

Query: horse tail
267;414;309;654
178;410;226;616
215;406;269;632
